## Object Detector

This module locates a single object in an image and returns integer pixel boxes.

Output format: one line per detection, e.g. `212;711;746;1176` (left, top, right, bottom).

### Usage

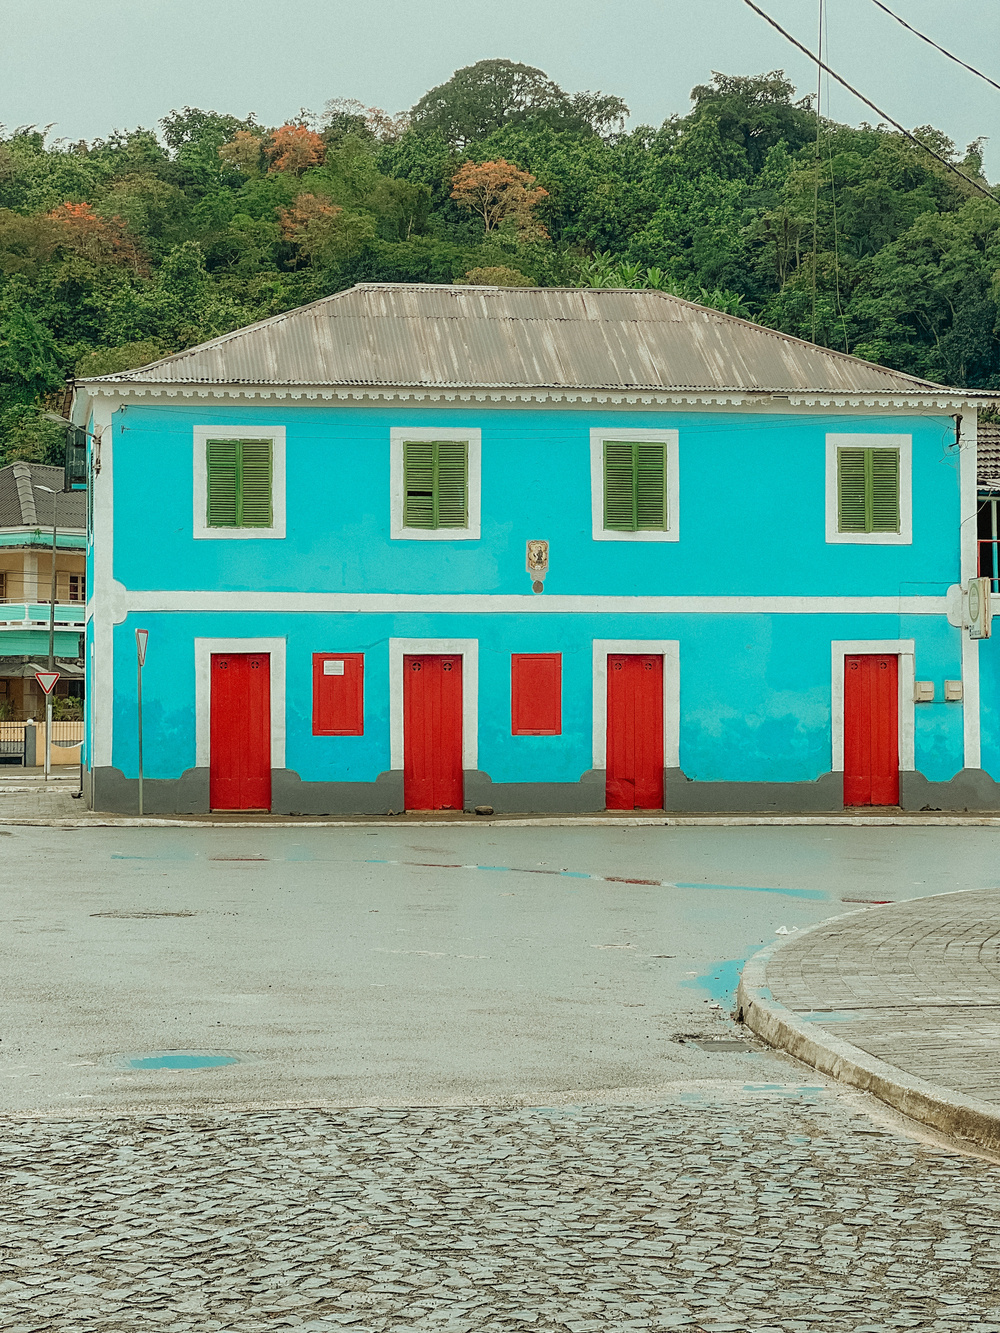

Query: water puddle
109;1050;248;1071
681;958;745;1007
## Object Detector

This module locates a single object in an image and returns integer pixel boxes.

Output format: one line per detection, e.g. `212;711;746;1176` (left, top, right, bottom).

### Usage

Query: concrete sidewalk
738;887;1000;1155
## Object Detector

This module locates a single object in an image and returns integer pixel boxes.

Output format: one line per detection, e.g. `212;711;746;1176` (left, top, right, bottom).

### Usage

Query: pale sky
3;0;998;176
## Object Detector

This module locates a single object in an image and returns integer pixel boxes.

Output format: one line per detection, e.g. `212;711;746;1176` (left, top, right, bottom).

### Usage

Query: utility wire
739;0;999;203
869;0;1000;95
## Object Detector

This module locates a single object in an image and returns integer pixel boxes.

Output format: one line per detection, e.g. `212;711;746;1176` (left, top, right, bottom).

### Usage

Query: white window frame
193;425;286;540
825;433;912;545
592;639;680;769
830;639;915;773
590;428;680;543
194;637;286;769
389;637;478;770
390;427;481;541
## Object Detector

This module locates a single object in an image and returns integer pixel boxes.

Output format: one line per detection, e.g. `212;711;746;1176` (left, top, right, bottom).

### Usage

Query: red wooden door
844;654;899;806
606;654;664;810
210;653;271;811
404;655;463;810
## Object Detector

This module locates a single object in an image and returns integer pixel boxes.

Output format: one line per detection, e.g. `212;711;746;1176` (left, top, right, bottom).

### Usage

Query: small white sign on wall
324;660;345;676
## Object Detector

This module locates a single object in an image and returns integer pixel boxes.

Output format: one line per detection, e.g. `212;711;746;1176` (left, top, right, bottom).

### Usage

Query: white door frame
195;637;286;769
831;639;915;773
592;639;680;770
389;638;478;771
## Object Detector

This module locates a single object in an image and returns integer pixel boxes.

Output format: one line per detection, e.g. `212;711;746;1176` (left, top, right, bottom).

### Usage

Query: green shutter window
206;438;272;528
837;447;899;533
403;440;468;529
603;440;668;532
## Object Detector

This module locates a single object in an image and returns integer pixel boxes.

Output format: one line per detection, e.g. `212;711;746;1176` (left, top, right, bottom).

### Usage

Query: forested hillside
2;59;998;462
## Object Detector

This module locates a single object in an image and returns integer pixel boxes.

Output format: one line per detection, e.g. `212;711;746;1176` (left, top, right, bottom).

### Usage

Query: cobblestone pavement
4;1087;1000;1333
765;888;1000;1103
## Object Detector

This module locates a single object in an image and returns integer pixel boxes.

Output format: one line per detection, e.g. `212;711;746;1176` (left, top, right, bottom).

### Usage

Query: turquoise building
72;284;996;814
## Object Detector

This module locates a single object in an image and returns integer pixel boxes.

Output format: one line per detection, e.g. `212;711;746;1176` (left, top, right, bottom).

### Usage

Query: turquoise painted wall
97;400;967;790
108;611;965;784
110;404;960;597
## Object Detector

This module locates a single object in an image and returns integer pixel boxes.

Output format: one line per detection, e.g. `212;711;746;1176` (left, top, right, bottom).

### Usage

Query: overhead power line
868;0;1000;96
739;0;999;204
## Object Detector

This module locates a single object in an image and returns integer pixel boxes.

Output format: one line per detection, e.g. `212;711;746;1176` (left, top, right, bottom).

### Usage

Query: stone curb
736;910;1000;1157
10;812;1000;829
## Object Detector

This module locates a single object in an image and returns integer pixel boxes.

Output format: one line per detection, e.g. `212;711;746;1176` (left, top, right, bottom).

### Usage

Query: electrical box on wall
968;576;992;639
913;681;934;703
944;680;964;701
313;653;364;735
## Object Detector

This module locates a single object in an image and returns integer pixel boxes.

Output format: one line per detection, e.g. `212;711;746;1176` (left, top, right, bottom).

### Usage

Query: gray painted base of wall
664;769;845;813
83;764;1000;816
899;768;1000;812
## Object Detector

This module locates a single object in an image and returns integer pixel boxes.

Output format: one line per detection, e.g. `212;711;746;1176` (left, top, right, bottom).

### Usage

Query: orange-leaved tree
267;124;325;174
219;129;266;176
450;159;548;237
46;201;145;271
277;193;375;267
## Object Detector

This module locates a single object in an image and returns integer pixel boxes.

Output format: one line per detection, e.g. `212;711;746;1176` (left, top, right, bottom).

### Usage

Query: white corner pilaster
959;409;981;769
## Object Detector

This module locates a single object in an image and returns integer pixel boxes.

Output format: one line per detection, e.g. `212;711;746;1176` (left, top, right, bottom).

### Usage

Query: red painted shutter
210;653;271;811
403;655;464;810
313;653;364;735
511;654;562;735
844;654;899;806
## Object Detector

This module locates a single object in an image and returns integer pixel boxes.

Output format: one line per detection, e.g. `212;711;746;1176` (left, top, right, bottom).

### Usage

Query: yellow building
0;462;86;720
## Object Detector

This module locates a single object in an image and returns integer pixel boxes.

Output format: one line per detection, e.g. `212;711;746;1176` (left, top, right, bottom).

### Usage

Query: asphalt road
2;821;996;1114
6;822;1000;1332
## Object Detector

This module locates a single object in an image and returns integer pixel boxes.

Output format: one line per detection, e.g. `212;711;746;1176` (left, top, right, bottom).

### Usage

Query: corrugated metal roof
978;422;1000;488
79;283;990;396
0;463;86;530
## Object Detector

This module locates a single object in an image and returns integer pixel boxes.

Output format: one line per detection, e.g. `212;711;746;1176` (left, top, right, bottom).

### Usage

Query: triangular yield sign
34;671;60;695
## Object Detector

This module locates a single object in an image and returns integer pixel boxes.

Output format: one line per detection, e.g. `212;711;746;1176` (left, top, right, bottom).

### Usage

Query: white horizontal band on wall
110;590;950;622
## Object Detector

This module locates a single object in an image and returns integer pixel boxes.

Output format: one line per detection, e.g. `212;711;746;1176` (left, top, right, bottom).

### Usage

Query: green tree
410;59;628;148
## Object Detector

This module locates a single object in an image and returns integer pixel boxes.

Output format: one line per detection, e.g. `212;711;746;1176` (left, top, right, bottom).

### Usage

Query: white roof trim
75;382;988;411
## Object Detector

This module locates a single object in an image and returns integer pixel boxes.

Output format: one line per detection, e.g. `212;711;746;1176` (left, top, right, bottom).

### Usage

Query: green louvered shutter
206;439;240;527
837;448;868;532
635;441;668;530
435;441;468;528
238;440;273;527
870;448;900;532
604;440;668;531
604;441;637;531
206;438;272;528
403;441;437;528
403;440;468;529
838;446;899;533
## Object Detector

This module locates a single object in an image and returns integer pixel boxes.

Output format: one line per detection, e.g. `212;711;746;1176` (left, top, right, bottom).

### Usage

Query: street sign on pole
136;629;148;815
35;671;60;780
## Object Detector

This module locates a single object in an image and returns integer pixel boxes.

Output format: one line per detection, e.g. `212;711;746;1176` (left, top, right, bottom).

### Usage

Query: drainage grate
672;1032;756;1052
692;1039;755;1052
109;1050;248;1071
91;911;195;919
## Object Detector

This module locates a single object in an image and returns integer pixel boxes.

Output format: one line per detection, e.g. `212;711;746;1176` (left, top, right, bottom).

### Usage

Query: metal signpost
34;671;60;779
136;629;148;816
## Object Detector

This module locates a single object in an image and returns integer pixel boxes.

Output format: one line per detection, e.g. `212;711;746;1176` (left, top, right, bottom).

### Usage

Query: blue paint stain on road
674;882;826;900
125;1053;240;1070
682;958;745;1006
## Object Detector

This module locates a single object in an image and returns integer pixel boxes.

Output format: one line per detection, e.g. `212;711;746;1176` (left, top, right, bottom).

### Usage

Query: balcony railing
979;540;1000;593
0;603;87;627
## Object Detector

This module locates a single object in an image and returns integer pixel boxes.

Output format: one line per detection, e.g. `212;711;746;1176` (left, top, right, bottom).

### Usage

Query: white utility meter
969;576;992;640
